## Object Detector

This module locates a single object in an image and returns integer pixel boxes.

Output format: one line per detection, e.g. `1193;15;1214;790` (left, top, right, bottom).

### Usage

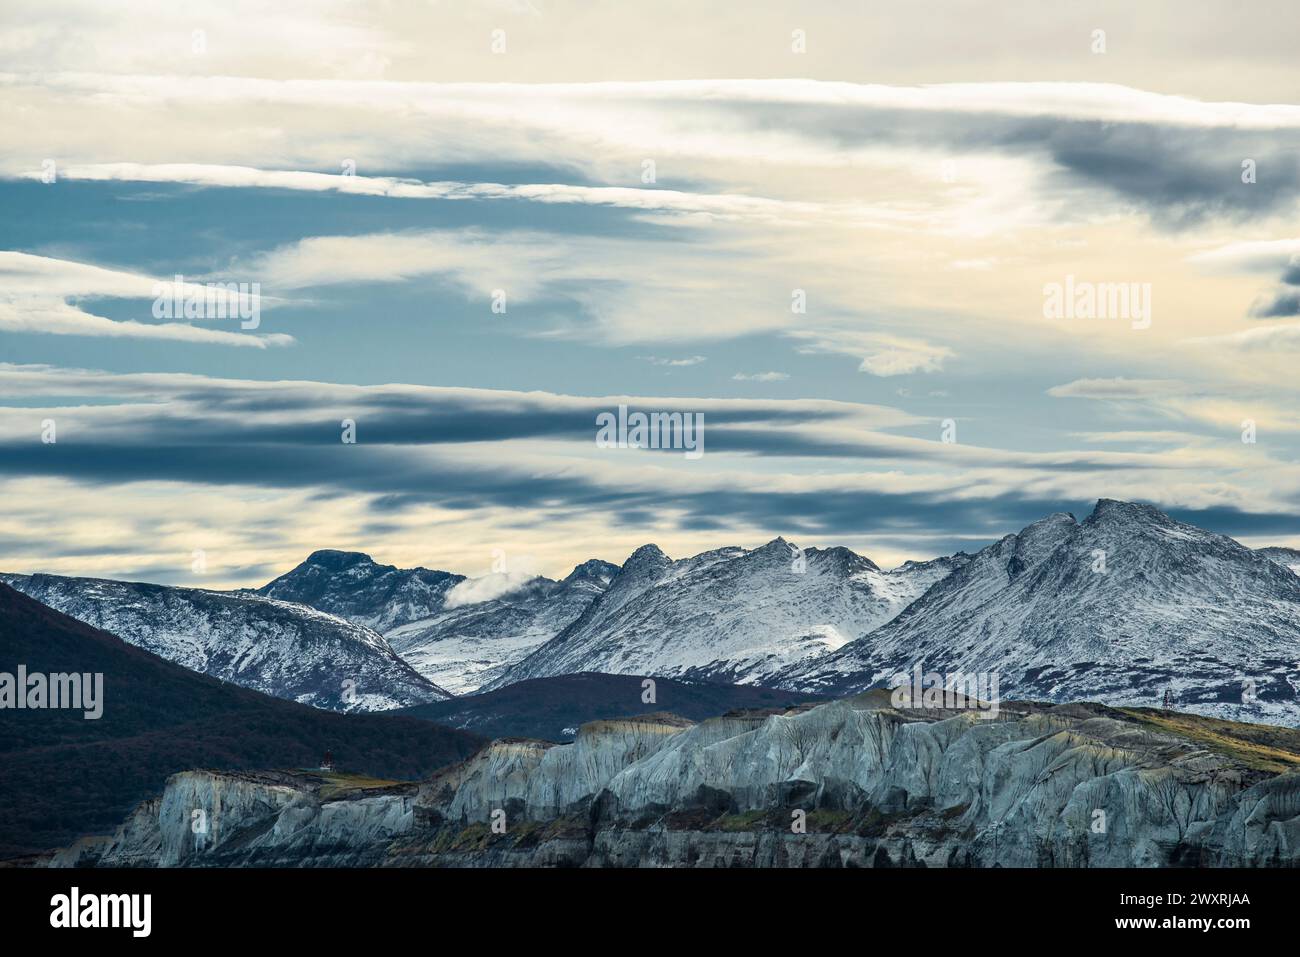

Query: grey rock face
0;572;450;710
73;693;1300;868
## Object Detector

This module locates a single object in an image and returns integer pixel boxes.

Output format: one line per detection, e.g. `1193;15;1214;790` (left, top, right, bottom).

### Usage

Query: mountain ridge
0;572;451;711
486;536;962;690
779;499;1300;725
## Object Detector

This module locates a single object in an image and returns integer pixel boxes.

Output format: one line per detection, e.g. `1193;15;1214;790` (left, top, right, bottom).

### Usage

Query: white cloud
791;329;953;377
0;362;1289;586
645;355;707;367
1190;323;1300;350
732;371;789;381
1188;238;1300;273
1047;378;1186;399
0;252;291;347
1049;377;1300;433
443;571;540;608
7;162;831;226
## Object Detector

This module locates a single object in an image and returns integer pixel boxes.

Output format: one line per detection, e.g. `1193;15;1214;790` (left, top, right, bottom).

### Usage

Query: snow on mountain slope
385;560;619;694
0;572;451;711
1258;546;1300;576
486;538;962;690
255;549;463;632
782;500;1300;725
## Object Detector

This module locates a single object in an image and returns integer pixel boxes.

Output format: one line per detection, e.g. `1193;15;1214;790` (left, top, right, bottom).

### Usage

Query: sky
2;0;1300;588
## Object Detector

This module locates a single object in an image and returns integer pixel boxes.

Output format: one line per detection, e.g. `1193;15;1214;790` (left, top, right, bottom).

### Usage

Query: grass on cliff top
1119;708;1300;773
298;771;405;800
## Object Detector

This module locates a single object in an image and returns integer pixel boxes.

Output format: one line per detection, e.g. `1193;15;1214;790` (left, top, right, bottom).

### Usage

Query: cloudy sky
3;0;1300;587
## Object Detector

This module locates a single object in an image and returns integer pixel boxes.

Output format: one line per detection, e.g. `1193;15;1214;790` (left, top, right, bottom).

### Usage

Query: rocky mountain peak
1086;498;1177;528
303;549;378;570
562;559;620;585
258;551;462;633
809;544;881;574
744;537;797;564
620;544;671;575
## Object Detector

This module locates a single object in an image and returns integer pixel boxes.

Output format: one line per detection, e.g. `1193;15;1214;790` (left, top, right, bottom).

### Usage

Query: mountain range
6;498;1300;727
486;540;963;689
254;550;620;694
11;497;1300;864
781;500;1300;725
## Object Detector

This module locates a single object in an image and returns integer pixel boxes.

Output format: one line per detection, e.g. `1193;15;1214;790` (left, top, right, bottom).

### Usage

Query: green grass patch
805;809;853;832
1119;709;1300;773
310;771;404;801
715;810;770;832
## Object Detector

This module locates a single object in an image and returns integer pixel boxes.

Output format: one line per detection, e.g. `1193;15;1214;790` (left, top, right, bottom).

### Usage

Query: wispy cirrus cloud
0;361;1291;587
790;329;954;377
1049;376;1300;433
7;162;836;226
0;252;291;347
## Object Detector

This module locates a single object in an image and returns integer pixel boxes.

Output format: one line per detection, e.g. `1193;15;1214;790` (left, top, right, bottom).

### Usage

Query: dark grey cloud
1;366;1202;472
714;102;1300;228
0;366;1287;554
1249;288;1300;318
1244;255;1300;317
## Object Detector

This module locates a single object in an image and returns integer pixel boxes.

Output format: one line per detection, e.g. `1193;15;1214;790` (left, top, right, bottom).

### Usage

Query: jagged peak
894;551;970;572
622;543;670;569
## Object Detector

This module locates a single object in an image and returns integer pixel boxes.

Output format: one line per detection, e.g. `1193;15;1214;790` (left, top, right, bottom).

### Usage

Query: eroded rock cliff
64;693;1300;868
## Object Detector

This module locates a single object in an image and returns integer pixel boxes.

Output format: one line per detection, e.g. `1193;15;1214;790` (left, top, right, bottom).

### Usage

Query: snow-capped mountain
15;499;1297;725
0;572;451;711
384;559;620;694
255;549;463;632
486;538;963;690
252;550;618;694
781;500;1300;724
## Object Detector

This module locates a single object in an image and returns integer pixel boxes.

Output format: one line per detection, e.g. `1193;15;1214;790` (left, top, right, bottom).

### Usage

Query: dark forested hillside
0;582;483;858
